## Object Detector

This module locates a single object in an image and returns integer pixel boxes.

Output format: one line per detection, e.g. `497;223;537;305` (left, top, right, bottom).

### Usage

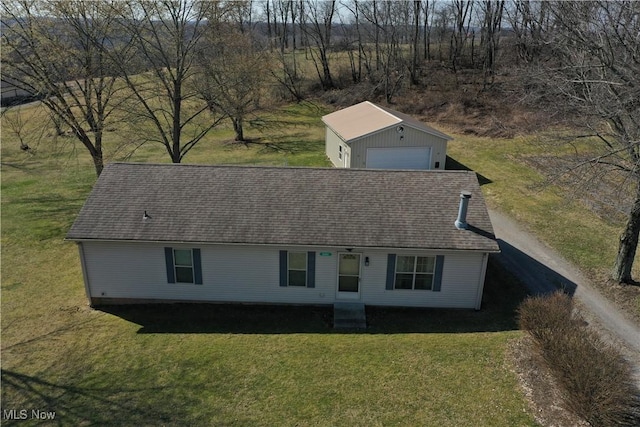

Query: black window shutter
307;252;316;288
164;247;175;283
433;255;445;292
279;250;288;287
386;254;396;290
193;248;203;285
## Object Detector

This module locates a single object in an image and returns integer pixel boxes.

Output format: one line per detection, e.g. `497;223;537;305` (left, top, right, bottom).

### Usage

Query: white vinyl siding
80;242;488;309
81;242;334;305
359;250;486;308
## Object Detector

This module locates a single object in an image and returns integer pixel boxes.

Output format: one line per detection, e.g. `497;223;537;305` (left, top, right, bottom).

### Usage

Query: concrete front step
333;302;366;329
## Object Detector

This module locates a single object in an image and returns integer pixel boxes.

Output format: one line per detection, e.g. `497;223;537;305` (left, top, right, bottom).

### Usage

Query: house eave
66;237;499;253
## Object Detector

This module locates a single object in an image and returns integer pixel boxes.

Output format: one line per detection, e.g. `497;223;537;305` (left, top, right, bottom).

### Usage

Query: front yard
0;102;537;425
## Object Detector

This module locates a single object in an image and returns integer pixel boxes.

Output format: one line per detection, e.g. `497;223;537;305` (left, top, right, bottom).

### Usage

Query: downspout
77;242;94;306
475;252;489;311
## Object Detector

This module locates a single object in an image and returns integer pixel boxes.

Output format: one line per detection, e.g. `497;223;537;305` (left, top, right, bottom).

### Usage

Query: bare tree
274;0;291;52
301;0;336;90
529;1;640;283
1;0;134;176
360;1;406;103
450;0;474;74
112;0;222;164
478;0;504;88
505;0;550;64
225;0;254;33
433;2;452;63
342;0;374;82
421;0;434;61
410;0;421;85
197;28;269;142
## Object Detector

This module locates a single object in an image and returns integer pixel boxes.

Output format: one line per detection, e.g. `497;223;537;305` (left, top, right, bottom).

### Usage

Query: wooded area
2;0;640;283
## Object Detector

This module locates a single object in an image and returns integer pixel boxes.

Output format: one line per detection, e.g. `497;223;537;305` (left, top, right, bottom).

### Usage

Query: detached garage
322;101;452;170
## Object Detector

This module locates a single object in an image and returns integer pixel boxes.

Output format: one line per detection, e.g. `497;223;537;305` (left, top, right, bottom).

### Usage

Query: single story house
322;101;452;170
66;163;499;310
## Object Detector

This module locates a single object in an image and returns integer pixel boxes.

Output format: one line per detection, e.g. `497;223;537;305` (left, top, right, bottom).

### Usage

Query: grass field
0;101;541;426
2;98;636;425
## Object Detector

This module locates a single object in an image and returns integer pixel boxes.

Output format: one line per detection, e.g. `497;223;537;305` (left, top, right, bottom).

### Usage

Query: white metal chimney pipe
455;191;472;230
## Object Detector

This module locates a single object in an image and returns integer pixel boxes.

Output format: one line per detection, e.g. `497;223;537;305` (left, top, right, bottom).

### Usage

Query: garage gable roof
322;101;452;143
67;163;498;252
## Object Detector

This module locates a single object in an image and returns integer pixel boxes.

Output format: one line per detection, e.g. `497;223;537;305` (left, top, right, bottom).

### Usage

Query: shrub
518;292;640;426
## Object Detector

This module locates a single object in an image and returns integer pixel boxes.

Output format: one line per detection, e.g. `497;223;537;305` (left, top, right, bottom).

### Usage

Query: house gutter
65;238;500;254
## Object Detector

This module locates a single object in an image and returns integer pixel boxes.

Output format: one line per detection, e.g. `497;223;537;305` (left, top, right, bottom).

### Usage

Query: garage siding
350;126;447;170
325;127;350;168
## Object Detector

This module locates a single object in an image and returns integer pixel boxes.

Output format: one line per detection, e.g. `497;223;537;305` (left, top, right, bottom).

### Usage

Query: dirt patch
585;269;640;328
507;336;589;427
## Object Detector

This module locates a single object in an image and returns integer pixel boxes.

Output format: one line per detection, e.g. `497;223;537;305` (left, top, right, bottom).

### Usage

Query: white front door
344;151;350;168
337;253;361;299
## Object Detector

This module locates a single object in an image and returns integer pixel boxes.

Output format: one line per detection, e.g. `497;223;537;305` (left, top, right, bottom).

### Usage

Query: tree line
0;0;551;177
2;0;640;285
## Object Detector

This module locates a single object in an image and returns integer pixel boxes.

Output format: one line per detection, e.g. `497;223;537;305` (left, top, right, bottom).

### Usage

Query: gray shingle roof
66;163;499;252
321;101;453;142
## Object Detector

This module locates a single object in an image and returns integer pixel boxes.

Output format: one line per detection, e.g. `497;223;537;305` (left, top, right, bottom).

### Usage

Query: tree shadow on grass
99;258;530;335
446;155;492;185
1;369;178;426
5;191;87;241
220;134;323;156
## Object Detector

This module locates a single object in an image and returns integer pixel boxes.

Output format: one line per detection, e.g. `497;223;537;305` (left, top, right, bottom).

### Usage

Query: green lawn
1;102;538;425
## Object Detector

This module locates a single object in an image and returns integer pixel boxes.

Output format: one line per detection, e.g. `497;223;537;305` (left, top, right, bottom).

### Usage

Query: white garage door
366;147;431;170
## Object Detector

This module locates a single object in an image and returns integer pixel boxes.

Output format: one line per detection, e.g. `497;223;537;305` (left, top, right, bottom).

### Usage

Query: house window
164;247;202;284
338;145;343;160
279;251;315;288
395;256;435;290
174;249;194;283
288;251;307;286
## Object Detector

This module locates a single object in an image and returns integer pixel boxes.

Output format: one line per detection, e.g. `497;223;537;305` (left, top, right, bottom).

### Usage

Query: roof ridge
365;101;402;124
107;162;474;174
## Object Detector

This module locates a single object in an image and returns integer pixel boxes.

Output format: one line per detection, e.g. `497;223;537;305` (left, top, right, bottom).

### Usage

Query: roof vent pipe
455;191;472;230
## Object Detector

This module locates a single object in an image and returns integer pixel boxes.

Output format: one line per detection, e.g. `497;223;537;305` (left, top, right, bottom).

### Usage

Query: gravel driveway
488;209;640;385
